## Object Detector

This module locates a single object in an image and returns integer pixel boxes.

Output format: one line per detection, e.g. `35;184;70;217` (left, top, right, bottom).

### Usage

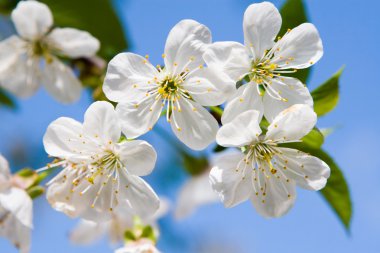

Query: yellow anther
177;127;182;132
134;104;139;108
162;54;166;58
145;54;149;59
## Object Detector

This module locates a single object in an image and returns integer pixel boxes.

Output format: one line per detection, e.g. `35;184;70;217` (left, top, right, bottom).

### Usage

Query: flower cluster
0;1;334;252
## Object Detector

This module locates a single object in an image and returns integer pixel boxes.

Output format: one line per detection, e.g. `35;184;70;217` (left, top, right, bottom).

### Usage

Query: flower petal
272;23;323;69
69;220;107;245
175;171;219;219
164;19;211;75
170;98;218;150
217;110;261;147
203;41;251;81
250;172;296;218
46;28;100;58
43;58;82;104
83;101;121;145
0;204;31;253
275;148;330;190
116;95;162;139
11;1;53;40
118;173;160;219
266;104;317;142
117;140;157;177
221;82;264;124
243;2;281;60
0;36;25;74
0;154;11;187
103;53;159;102
210;151;253;208
43;117;90;160
182;67;236;106
263;77;313;122
1;54;41;98
0;187;33;228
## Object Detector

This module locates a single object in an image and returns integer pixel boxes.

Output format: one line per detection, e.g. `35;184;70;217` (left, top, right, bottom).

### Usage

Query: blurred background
0;0;379;252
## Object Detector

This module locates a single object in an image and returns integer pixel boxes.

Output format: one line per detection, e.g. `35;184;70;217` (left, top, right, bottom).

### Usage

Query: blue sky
1;0;380;252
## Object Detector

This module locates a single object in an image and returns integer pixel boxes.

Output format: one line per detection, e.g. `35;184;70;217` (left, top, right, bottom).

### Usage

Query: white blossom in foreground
103;19;235;150
70;198;169;245
175;169;219;219
0;0;100;103
203;1;323;123
0;155;33;253
43;101;159;221
210;105;330;217
115;239;160;253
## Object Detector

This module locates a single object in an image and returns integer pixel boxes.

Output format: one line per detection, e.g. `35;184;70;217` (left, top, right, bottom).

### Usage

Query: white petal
83;101;121;145
11;0;53;40
217;110;261;147
69;220;107;245
243;2;281;60
43;117;91;160
0;205;31;253
103;53;159;102
275;148;330;190
47;168;115;222
164;19;211;75
263;77;313;122
221;82;264;124
210;151;253;208
250;172;296;218
203;41;251;81
1;54;41;98
117;140;157;177
116;95;162;139
0;187;33;228
118;173;160;219
175;171;219;219
47;28;100;58
183;67;236;106
272;23;323;69
0;154;11;187
43;58;82;104
0;36;25;74
170;98;218;150
266;104;317;142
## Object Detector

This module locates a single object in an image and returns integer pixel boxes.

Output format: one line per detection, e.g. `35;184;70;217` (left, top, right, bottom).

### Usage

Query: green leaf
311;67;343;116
27;185;45;199
40;0;128;59
283;143;352;230
301;127;324;149
0;87;16;108
280;0;310;83
182;153;209;176
141;225;157;243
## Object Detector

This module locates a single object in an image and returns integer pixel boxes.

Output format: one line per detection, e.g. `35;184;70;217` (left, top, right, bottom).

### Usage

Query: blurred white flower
103;19;235;150
0;154;33;253
210;105;330;217
115;239;160;253
175;169;219;219
204;2;322;123
43;101;159;221
0;0;100;103
70;198;170;245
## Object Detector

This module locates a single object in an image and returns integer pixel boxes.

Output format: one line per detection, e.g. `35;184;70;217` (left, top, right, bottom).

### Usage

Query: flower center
250;60;279;85
29;39;54;63
87;150;122;184
157;77;180;98
246;141;279;175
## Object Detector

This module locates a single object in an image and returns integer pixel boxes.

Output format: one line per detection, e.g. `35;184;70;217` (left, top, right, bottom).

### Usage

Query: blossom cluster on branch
0;1;341;253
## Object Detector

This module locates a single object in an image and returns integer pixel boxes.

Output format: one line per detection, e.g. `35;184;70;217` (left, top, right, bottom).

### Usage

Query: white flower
103;19;235;150
115;239;160;253
209;105;330;217
70;198;170;245
175;169;219;219
203;2;323;123
0;0;100;103
43;101;159;221
0;154;33;253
